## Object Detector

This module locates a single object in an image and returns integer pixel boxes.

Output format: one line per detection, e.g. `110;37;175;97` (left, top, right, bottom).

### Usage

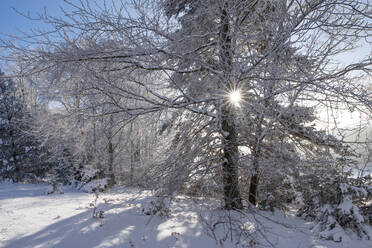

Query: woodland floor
0;182;371;248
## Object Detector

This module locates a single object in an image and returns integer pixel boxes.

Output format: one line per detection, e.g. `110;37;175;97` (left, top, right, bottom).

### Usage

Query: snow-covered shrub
53;158;75;185
44;170;64;194
298;174;371;241
142;188;172;217
142;197;171;217
258;174;298;211
238;155;300;211
180;177;221;197
82;178;108;193
90;192;105;219
351;175;372;225
361;204;372;225
45;180;64;195
76;167;108;192
201;210;258;247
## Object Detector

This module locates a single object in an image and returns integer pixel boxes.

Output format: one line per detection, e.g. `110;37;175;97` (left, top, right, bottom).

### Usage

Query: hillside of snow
0;182;371;248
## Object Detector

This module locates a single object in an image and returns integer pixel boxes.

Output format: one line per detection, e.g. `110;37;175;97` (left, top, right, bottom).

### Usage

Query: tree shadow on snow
0;183;49;200
2;194;211;248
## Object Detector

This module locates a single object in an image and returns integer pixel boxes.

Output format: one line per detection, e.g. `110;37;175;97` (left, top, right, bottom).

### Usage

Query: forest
0;0;371;247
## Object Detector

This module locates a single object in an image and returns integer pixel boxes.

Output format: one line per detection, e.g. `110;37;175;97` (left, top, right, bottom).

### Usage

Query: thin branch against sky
0;1;370;66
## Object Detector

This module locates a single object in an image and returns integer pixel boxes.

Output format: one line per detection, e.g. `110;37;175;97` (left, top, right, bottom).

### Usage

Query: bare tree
1;0;371;210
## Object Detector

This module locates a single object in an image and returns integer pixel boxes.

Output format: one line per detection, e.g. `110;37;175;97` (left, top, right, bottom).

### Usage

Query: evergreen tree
0;70;50;182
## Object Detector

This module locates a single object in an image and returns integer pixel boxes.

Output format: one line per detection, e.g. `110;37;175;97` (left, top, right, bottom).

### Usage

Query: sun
228;89;242;107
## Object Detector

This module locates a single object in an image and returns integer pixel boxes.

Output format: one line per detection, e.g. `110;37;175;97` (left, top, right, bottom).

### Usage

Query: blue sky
0;0;70;36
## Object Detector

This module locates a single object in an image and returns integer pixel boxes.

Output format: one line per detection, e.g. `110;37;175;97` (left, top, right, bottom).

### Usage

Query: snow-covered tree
1;0;371;213
0;70;50;182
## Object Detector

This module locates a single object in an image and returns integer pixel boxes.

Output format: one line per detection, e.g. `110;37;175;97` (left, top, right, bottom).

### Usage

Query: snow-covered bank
0;183;371;248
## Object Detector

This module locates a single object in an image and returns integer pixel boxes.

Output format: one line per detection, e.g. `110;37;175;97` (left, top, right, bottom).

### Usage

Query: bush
298;174;371;241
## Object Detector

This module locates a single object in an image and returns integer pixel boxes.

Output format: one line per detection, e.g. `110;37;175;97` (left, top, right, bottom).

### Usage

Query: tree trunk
248;158;259;206
107;137;115;187
219;3;243;210
248;111;265;206
130;139;140;185
107;115;115;187
221;106;243;210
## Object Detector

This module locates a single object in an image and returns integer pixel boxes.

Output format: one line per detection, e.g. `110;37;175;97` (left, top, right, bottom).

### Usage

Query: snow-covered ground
0;182;371;248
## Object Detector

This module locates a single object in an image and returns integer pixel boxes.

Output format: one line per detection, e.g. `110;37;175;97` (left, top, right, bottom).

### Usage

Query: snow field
0;183;371;248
